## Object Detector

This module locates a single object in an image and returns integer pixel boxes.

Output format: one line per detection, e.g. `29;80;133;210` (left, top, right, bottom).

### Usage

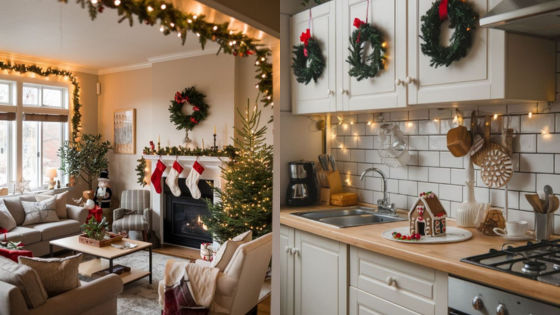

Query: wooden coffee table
49;235;152;284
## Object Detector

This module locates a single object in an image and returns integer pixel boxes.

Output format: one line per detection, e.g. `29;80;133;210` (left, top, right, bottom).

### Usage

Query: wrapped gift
0;248;33;262
200;243;214;261
87;205;103;223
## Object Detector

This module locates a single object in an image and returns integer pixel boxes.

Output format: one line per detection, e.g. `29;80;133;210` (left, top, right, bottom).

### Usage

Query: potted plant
82;217;109;241
58;134;112;199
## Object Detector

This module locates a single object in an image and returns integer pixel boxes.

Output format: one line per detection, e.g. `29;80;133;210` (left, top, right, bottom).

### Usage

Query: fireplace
163;177;214;248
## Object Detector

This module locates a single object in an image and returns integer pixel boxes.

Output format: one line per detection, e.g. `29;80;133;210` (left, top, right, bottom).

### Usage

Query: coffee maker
286;160;317;207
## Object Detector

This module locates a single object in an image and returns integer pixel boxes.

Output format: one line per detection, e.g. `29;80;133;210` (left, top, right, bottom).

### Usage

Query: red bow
439;0;449;21
190;117;198;124
86;206;103;224
175;92;187;104
193;106;200;111
300;29;311;46
353;18;366;29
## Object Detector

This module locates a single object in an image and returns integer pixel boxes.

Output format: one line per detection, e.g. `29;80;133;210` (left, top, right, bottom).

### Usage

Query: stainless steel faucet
360;168;397;216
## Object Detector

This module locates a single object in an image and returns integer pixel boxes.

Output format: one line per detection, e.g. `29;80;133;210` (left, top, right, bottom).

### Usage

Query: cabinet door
294;230;347;315
340;0;407;111
280;225;295;315
291;1;337;114
349;287;421;315
407;0;495;104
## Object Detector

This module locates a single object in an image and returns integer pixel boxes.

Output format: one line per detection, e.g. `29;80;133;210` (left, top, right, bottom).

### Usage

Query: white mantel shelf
143;155;230;168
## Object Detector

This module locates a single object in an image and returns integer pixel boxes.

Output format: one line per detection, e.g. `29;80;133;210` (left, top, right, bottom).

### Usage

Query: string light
187;19;192;23
91;0;98;4
160;26;165;32
213;26;218;31
160;4;166;9
147;6;154;12
196;33;201;37
170;23;175;27
114;0;121;5
193;15;198;20
528;112;533;118
177;33;182;38
493;113;498;120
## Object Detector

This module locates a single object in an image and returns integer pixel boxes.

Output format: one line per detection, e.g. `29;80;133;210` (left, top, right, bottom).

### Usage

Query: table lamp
46;167;57;190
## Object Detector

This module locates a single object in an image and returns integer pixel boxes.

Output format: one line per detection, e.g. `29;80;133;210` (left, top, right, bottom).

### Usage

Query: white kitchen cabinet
349;287;421;315
291;1;337;114
280;225;347;315
407;0;555;105
339;0;408;111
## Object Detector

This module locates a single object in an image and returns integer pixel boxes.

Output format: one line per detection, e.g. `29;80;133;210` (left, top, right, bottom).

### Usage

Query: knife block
319;171;343;205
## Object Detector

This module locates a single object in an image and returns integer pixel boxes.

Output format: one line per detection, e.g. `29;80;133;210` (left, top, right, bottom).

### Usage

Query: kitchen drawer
350;246;448;315
349;286;421;315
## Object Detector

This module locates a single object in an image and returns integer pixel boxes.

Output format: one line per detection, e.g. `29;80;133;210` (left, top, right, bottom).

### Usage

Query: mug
493;221;528;237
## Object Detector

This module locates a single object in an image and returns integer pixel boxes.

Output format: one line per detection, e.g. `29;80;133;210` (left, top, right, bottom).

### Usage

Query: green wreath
420;0;478;68
291;38;326;85
347;20;387;81
168;86;209;143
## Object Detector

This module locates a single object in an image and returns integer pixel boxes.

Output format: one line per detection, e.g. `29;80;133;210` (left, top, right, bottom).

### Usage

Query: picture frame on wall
114;108;136;154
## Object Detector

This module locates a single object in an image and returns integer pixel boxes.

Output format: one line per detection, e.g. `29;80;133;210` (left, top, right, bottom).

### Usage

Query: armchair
112;190;152;241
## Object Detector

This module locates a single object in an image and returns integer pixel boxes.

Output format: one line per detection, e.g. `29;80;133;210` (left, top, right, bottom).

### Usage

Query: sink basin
290;207;407;228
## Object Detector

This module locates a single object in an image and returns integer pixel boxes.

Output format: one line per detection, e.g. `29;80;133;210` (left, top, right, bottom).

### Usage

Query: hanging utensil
479;116;513;188
525;194;544;213
447;112;472;157
544;185;553;212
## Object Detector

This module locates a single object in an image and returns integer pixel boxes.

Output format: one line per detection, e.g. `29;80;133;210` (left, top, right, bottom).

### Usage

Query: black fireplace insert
163;177;214;249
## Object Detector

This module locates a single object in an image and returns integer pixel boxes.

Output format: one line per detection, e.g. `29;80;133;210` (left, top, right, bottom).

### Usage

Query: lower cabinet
280;225;347;315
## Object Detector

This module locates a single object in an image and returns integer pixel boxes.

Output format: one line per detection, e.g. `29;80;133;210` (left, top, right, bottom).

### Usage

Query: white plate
382;227;473;244
496;234;534;241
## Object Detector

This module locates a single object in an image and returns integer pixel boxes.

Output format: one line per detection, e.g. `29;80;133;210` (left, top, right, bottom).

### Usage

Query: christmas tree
202;99;272;243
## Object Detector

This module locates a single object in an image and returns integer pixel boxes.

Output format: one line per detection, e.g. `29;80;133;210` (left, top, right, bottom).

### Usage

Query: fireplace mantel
144;155;229;243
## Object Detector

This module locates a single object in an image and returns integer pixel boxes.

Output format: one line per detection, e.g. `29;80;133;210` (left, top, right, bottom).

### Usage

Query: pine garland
135;156;147;187
59;0;273;107
291;39;326;85
420;0;478;68
347;23;387;81
142;145;236;158
0;61;82;142
201;100;272;243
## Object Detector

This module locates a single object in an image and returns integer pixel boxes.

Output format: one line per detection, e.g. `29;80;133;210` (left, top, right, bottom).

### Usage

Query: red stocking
151;160;167;194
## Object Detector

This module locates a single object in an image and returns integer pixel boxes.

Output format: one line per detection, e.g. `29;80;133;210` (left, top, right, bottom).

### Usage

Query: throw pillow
211;230;252;272
35;191;68;219
19;253;82;298
0;256;48;309
21;197;59;226
0;199;16;231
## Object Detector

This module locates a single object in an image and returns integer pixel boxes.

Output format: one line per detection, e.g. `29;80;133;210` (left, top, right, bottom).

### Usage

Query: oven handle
448;308;470;315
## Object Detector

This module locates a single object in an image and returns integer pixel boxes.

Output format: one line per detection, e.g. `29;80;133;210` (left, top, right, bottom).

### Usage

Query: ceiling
0;0;275;73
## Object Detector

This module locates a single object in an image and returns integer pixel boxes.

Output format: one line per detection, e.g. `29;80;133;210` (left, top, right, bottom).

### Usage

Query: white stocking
186;160;205;199
165;161;184;197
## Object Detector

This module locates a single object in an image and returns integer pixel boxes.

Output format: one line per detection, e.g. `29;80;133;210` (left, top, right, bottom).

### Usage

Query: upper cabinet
290;0;555;114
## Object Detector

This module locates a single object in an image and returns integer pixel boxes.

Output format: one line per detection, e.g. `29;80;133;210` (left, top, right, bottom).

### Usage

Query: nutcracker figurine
94;170;113;225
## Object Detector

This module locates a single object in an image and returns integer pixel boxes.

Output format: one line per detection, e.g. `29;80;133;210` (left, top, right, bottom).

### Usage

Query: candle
157;135;160;143
202;138;204;150
213;125;216;135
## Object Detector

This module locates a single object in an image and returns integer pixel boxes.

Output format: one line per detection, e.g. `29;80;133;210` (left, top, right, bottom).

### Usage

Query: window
0;79;69;191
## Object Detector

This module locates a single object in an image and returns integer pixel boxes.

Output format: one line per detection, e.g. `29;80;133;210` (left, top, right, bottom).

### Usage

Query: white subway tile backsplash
365;149;381;164
408;136;429;150
536;174;560;194
343;162;358;175
451;169;467;185
357;163;373;176
440;152;464;168
373;191;385;204
508;103;538;115
399;180;418;196
429;136;447;151
430;109;452;120
521;113;555;133
409;166;429;181
537;134;560;153
338;124;352;136
556;155;560;173
357;136;374;149
359;189;374;204
365;177;383;191
418;151;440;167
508;210;535;230
400;121;419;135
409;109;430;120
352;123;366;136
387;179;399;193
419;120;440;135
474;187;490;203
429;167;450;184
440;119;459;135
519;154;554;173
337;148;350;161
357;113;373;123
372;164;391;178
391;111;408;121
366;123;378;135
418;182;439;195
389;193;408;209
513;134;537;153
508;173;536;192
345;136;357;149
439;184;463;202
489;189;519;210
391;167;408;180
351;149;365;163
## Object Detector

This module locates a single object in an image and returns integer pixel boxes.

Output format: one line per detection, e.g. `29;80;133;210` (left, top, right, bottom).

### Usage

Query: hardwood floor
154;244;271;315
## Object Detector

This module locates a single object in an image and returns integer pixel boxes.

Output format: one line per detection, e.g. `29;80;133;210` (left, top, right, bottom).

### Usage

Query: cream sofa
2;195;87;257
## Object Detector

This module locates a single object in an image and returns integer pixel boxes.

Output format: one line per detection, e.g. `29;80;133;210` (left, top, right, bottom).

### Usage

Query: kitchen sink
290;207;407;228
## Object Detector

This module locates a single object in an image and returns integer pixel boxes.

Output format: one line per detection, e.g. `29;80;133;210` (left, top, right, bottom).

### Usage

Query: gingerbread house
408;192;447;237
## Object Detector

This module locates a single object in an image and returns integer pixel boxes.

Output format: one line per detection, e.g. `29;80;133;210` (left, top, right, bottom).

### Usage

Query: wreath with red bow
420;0;478;68
347;18;387;81
168;86;209;143
291;29;325;85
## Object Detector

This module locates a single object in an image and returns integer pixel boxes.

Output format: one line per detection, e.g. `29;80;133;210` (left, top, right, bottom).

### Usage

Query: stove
461;239;560;286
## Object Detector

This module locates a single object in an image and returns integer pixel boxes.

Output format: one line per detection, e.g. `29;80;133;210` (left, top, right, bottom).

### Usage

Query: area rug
80;251;189;314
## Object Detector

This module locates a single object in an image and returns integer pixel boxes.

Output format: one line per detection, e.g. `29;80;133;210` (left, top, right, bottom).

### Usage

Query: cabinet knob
404;76;415;84
340;88;349;95
285;246;292;253
395;79;402;86
327;89;334;96
291;247;300;256
496;304;508;315
472;296;484;310
386;276;395;286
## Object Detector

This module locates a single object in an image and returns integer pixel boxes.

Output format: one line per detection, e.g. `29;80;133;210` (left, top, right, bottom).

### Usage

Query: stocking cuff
192;161;205;174
156;160;167;171
172;161;184;174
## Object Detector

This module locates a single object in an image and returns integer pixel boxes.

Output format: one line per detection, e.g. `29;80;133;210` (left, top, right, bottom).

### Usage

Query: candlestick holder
211;134;218;152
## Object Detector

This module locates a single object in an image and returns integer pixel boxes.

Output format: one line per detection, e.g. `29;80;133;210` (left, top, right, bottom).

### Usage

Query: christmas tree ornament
150;160;167;194
186;160;205;199
11;178;31;195
346;0;387;81
168;87;209;144
420;0;479;68
165;161;184;197
291;10;326;85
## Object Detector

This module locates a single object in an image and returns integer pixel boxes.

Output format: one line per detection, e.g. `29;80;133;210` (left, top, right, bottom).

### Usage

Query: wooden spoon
549;196;559;214
525;194;544;213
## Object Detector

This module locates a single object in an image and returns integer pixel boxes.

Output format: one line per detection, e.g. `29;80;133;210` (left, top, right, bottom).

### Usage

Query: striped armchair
112;190;152;241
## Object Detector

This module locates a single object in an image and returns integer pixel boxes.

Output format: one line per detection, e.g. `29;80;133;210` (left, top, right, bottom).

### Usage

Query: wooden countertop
280;204;560;306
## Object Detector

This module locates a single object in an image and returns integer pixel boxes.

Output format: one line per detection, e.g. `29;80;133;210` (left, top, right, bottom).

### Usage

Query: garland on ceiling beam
59;0;273;107
0;61;82;143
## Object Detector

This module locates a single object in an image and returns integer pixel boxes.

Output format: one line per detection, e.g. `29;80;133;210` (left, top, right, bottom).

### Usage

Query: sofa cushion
19;253;82;298
26;220;81;241
35;191;69;219
212;230;252;272
0;199;17;231
0;256;48;309
21;198;59;226
3;196;36;226
2;226;42;244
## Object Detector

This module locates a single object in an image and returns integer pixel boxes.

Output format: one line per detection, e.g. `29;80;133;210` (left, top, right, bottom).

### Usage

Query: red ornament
193;106;200;111
190;117;198;124
439;0;449;21
98;5;104;13
175;92;187;104
247;50;255;55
